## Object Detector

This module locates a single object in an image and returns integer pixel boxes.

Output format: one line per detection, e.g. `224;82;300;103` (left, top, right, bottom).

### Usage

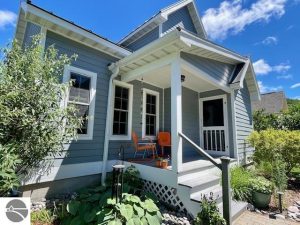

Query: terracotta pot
161;160;168;169
156;160;162;168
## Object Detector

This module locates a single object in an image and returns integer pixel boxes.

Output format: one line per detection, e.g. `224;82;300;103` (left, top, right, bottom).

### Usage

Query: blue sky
0;0;299;99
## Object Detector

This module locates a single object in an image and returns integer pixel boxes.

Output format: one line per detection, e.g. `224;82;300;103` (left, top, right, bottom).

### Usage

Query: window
111;81;133;140
63;66;97;140
142;89;159;138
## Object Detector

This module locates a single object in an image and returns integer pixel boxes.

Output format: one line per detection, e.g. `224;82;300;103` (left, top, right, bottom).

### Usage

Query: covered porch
106;28;249;174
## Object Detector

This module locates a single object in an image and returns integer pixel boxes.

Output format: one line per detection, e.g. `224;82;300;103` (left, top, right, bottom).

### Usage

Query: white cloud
277;74;293;79
291;83;300;89
0;10;17;29
262;36;278;45
253;59;291;75
202;0;287;40
292;96;300;100
253;59;272;75
273;63;291;73
258;81;282;93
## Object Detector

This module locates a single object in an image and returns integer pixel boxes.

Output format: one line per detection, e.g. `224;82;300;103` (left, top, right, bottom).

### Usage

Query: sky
0;0;299;99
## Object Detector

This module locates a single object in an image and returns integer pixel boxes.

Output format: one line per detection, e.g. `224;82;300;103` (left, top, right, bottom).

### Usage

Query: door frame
199;94;230;156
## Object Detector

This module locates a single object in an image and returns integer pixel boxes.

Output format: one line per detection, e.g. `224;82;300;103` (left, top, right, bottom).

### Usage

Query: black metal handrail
178;131;221;169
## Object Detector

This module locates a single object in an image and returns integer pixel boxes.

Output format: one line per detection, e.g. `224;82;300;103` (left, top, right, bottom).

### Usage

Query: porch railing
178;132;232;225
202;127;226;152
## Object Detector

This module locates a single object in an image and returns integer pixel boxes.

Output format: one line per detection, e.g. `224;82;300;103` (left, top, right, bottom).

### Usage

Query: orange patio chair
157;132;171;157
132;131;157;159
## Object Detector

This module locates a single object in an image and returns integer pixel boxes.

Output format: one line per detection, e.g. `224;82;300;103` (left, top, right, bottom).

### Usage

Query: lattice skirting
142;179;187;213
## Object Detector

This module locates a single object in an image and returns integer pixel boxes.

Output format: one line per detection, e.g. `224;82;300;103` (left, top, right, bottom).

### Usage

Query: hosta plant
61;186;162;225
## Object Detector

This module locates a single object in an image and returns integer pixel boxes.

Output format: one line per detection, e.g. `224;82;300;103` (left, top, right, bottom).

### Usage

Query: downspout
101;63;119;185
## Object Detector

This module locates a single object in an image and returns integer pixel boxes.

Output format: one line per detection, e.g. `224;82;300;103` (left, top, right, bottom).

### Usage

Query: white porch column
171;58;183;173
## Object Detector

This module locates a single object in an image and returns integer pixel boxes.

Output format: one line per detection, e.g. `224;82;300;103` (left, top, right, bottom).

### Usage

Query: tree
0;37;82;195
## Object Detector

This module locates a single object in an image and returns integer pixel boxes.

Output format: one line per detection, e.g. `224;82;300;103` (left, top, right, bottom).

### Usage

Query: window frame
110;80;133;140
142;88;160;139
63;65;97;140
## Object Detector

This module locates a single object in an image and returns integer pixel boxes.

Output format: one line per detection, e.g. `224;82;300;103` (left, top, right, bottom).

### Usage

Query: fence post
221;156;232;225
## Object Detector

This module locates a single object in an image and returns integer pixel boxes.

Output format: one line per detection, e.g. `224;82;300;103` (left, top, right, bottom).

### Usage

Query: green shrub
194;193;226;225
230;167;255;202
61;186;162;225
249;177;273;195
248;129;300;173
271;157;288;192
0;143;21;195
0;37;81;194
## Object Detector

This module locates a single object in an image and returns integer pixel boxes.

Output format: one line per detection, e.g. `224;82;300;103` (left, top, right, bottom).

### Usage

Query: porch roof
116;27;248;74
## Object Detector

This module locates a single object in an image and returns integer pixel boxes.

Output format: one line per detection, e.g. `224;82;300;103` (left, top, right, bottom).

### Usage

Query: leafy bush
230;167;255;202
61;186;162;225
271;157;288;192
248;129;300;173
253;104;300;131
0;144;21;195
0;37;81;194
194;193;226;225
249;177;273;195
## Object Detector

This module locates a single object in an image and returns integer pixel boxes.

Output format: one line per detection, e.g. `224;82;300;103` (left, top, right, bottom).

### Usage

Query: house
15;0;260;219
252;91;288;114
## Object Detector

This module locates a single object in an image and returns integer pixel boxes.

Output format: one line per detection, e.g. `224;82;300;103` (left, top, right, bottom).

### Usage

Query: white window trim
142;88;160;139
110;80;133;141
63;65;97;140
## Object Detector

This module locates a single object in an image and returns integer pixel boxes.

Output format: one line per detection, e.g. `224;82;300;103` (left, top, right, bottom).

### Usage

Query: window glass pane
112;85;130;135
70;103;89;134
203;99;224;127
144;93;157;136
69;73;91;104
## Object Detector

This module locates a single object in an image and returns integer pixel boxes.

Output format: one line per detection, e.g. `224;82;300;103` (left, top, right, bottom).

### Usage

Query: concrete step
178;174;220;194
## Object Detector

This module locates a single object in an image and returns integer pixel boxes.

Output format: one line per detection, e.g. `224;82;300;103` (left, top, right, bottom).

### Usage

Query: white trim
63;65;97;140
162;88;165;131
199;94;229;156
109;80;133;141
39;26;47;50
159;23;163;38
142;88;160;139
230;90;239;163
22;160;117;185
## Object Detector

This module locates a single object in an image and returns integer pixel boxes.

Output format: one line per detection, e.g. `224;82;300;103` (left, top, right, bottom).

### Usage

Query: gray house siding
23;22;41;48
163;6;197;35
234;80;254;163
108;81;163;160
181;52;235;87
45;31;118;166
126;27;159;51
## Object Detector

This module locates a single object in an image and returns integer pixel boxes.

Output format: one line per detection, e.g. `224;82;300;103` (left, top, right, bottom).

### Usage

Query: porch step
219;201;248;221
179;159;218;176
178;174;220;194
190;185;223;204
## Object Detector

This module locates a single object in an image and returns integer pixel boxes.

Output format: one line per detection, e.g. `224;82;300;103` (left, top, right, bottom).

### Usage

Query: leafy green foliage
62;186;162;225
287;98;300;107
31;209;54;224
0;143;21;195
230;167;255;202
253;105;300;131
0;37;82;194
249;177;273;195
271;157;288;192
248;129;300;173
194;193;226;225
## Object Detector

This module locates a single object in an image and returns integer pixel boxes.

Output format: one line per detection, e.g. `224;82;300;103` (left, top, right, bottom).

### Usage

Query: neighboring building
252;91;288;114
15;0;261;219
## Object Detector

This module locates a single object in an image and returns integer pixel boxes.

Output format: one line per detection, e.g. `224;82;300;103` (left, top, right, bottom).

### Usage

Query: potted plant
156;157;163;168
250;177;273;209
161;159;169;169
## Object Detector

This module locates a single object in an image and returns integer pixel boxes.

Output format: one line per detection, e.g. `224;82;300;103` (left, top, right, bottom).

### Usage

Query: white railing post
171;58;182;173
